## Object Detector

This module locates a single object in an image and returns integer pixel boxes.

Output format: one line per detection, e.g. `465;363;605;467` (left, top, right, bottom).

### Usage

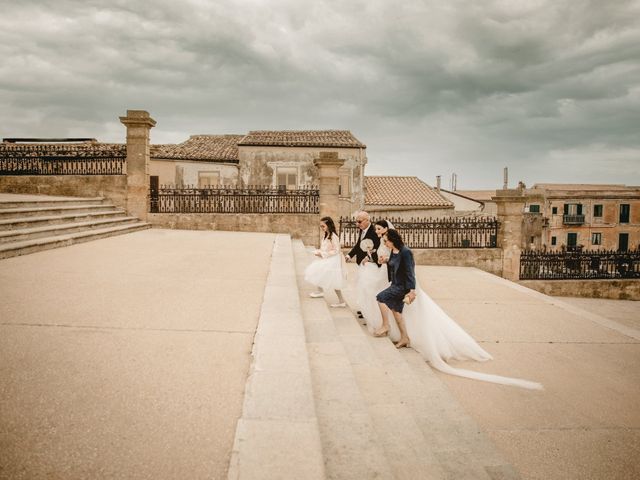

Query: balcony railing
563;214;585;224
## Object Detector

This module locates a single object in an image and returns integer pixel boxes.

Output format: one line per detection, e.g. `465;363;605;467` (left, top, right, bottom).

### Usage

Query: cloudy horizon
1;0;639;189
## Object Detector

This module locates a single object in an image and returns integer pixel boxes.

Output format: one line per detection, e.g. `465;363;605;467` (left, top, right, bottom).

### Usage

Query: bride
370;226;542;390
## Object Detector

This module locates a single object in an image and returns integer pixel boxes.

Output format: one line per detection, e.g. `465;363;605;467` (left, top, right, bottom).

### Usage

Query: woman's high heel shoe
373;328;389;337
394;339;410;349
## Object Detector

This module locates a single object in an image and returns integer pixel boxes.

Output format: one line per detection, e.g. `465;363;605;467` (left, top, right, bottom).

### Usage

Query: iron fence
339;216;498;249
150;185;319;214
519;249;640;280
0;156;126;175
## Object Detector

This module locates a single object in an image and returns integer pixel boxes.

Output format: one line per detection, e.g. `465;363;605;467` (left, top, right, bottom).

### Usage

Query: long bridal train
358;275;543;390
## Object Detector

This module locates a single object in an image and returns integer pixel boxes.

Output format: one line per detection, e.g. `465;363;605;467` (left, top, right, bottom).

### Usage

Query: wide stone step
292;239;444;480
0;210;127;231
0;222;151;260
0;216;142;244
0;196;106;209
0;204;120;220
227;235;324;480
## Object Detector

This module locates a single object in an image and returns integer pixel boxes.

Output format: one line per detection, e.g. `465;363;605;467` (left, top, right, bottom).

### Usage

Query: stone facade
238;145;365;218
150;159;239;187
0;175;127;209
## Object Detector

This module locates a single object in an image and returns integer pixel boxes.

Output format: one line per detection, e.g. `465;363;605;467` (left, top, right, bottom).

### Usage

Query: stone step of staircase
0;222;151;260
292;239;442;480
0;196;106;209
0;216;142;244
0;210;128;231
0;204;119;220
292;239;521;480
227;235;324;480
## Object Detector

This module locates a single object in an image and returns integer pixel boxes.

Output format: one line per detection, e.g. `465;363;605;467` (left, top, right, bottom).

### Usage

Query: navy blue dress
376;246;416;313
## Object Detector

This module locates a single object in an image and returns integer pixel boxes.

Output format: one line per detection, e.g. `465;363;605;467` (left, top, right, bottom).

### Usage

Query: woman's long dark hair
384;228;405;249
375;219;390;229
321;216;338;239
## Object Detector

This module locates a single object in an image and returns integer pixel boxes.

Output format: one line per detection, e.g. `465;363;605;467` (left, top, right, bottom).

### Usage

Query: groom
345;211;381;318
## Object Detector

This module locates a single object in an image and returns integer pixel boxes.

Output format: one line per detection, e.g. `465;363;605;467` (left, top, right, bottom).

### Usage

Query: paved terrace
0;227;639;479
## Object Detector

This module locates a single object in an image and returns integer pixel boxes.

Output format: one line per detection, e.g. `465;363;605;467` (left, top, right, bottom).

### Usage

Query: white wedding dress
402;286;543;390
357;241;542;390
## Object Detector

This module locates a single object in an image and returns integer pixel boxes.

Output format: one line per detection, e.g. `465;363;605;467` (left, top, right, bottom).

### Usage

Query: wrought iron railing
339;216;498;249
0;156;126;175
150;185;319;214
519;249;640;280
563;214;585;224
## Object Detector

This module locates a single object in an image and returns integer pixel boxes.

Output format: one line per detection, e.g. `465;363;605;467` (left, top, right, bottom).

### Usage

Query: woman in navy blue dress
375;229;416;348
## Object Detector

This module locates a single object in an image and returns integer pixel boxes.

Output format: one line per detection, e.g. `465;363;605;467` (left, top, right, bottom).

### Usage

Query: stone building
447;189;498;215
524;183;640;251
363;176;454;220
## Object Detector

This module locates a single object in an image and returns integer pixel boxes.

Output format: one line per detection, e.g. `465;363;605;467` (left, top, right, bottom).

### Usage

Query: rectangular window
198;172;220;188
593;204;603;217
552;206;558;215
567;232;578;247
618;233;629;251
564;204;582;215
551;236;557;246
276;167;298;190
620;204;630;223
528;204;540;213
591;233;602;245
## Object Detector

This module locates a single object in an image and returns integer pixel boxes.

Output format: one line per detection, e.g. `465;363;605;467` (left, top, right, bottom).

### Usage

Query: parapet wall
519;279;640;301
149;213;320;246
0;175;128;209
411;248;503;276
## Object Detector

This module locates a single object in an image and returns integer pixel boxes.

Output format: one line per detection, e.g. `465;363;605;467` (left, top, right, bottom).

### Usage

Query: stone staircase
228;235;520;480
0;195;150;260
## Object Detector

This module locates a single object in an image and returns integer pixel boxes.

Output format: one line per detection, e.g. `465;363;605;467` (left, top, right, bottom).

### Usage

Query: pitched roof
238;130;365;148
451;190;497;202
152;135;242;162
0;139;125;158
365;176;454;207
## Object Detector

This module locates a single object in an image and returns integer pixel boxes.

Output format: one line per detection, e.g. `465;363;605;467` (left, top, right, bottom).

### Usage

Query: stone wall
149;213;320;246
411;248;503;276
0;175;128;209
519;279;640;301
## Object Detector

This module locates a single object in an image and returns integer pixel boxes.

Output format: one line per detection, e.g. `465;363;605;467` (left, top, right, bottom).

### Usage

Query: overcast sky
1;0;639;189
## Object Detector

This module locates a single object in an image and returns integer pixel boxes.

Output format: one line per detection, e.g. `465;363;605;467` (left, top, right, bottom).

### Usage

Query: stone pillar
119;110;156;221
313;152;344;221
493;189;526;281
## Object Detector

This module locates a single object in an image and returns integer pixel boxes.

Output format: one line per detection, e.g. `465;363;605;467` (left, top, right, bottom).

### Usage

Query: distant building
446;190;498;215
525;183;640;251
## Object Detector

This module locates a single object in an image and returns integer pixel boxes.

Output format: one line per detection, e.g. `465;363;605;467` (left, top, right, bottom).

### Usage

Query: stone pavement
0;229;275;480
406;266;640;480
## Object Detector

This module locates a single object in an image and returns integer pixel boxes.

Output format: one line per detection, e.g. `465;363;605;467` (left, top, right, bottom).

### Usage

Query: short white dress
304;232;346;291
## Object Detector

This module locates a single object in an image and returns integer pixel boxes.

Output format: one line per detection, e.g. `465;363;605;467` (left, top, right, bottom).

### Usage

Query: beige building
364;176;454;220
448;190;498;215
524;183;640;251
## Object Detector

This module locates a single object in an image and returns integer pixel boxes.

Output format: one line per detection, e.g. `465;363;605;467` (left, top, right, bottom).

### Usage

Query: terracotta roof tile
365;176;453;207
238;130;365;148
152;135;242;162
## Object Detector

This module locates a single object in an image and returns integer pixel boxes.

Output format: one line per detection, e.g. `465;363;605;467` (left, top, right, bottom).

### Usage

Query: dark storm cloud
1;0;638;187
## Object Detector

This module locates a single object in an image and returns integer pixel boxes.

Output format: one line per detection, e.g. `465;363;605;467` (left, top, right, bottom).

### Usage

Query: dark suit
347;224;381;266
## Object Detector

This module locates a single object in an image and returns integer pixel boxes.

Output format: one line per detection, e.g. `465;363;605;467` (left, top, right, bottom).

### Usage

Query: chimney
503;167;508;189
436;175;441;191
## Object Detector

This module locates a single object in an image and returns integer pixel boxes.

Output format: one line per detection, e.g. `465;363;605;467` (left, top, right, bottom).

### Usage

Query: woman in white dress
304;216;347;308
376;229;543;390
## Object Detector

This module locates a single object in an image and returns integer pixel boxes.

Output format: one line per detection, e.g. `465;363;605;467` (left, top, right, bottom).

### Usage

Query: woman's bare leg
335;290;346;304
374;302;390;336
392;310;410;348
